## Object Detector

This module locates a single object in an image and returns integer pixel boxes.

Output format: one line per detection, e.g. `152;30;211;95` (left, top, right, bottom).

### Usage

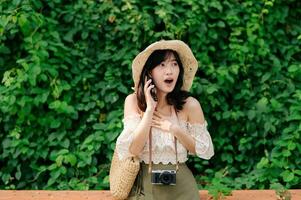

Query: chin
163;87;175;93
157;84;176;94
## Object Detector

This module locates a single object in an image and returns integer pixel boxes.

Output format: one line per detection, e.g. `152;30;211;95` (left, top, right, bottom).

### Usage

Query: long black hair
136;49;190;112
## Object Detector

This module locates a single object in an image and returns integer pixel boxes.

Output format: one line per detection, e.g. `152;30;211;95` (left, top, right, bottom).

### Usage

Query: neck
155;91;169;110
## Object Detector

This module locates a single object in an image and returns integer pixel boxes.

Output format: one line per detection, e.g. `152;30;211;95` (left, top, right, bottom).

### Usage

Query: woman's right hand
144;78;157;112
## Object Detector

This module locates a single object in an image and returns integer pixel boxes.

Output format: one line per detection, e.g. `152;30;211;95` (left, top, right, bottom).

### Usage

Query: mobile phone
147;75;158;101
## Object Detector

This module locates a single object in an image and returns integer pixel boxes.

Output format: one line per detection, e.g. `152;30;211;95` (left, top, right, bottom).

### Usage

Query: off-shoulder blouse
116;109;214;164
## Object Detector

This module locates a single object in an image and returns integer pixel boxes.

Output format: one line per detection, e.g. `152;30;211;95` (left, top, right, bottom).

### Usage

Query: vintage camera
151;170;176;185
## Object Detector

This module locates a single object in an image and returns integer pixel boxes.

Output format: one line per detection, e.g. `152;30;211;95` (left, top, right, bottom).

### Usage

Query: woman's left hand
151;111;178;133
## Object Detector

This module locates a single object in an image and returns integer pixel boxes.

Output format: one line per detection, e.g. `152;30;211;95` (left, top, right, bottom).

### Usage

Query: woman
116;40;214;200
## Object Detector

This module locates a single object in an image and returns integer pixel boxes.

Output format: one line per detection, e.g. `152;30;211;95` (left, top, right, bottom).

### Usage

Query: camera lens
159;171;172;185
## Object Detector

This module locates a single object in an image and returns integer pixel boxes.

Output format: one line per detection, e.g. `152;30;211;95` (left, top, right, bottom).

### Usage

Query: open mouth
164;79;174;84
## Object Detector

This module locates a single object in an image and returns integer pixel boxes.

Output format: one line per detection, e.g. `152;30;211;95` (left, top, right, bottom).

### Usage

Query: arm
171;124;196;154
124;94;152;156
184;97;214;159
171;97;205;153
125;80;157;156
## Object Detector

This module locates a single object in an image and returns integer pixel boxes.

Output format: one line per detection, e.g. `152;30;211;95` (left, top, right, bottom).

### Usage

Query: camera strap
148;128;152;174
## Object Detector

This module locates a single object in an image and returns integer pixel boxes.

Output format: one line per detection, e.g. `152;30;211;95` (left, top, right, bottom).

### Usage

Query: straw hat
132;40;198;91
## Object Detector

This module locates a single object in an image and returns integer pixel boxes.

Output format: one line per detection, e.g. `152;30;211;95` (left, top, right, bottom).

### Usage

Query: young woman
116;40;214;200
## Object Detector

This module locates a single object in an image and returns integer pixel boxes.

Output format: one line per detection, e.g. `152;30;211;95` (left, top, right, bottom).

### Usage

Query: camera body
151;170;176;185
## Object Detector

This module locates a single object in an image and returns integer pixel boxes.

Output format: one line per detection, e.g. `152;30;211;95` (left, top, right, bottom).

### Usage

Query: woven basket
109;149;140;200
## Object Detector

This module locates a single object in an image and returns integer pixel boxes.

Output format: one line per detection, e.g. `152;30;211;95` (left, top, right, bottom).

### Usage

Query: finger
152;119;160;126
147;79;152;86
153;111;164;118
144;85;154;100
144;76;151;84
152;115;161;121
151;124;160;129
146;84;155;94
153;112;161;119
152;119;159;124
144;79;152;91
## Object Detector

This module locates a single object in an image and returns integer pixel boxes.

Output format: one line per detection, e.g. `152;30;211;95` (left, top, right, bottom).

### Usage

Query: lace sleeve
187;121;214;160
115;114;141;160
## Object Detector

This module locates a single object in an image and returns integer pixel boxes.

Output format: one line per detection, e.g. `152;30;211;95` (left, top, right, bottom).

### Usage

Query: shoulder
183;97;202;113
183;97;205;124
125;93;137;104
124;93;140;118
185;96;201;109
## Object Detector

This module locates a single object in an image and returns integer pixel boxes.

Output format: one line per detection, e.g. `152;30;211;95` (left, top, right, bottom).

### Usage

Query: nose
165;63;173;75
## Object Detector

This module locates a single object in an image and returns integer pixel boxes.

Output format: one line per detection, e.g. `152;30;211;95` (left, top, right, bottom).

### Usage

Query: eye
172;62;178;66
160;63;165;67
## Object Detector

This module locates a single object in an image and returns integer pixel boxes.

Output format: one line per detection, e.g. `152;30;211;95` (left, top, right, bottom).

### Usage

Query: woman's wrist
145;107;155;114
144;108;154;123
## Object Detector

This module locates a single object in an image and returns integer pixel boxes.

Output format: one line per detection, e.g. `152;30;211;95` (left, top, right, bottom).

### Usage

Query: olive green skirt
128;162;200;200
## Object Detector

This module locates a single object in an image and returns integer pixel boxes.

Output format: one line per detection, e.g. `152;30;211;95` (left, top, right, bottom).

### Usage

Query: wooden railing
0;190;300;200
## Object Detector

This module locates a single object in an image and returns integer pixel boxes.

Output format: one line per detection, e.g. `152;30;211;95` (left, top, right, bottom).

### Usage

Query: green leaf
2;173;11;185
288;64;299;73
49;100;60;109
65;154;77;166
48;163;57;171
57;149;69;155
257;157;269;169
15;166;21;180
256;97;268;112
207;85;218;94
287;142;296;150
281;170;294;182
282;150;291;157
0;45;11;54
56;155;64;166
93;123;106;130
18;14;31;36
217;21;225;28
28;65;41;86
50;119;61;128
247;110;256;120
294;170;301;176
63;28;79;42
261;73;271;83
81;31;88;39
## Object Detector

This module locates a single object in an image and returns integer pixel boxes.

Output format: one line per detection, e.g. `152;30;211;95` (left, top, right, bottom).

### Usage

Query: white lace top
116;109;214;164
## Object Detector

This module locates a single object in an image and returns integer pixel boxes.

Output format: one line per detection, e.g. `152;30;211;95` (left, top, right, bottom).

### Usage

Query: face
150;52;180;94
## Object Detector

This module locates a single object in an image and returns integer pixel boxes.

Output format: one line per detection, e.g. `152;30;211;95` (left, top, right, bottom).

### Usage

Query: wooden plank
0;190;300;200
0;190;114;200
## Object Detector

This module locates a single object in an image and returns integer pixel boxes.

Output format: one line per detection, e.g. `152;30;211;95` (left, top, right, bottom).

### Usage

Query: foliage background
0;0;301;191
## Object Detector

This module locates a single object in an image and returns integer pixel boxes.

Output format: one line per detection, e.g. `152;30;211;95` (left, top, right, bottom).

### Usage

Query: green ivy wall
0;0;301;191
